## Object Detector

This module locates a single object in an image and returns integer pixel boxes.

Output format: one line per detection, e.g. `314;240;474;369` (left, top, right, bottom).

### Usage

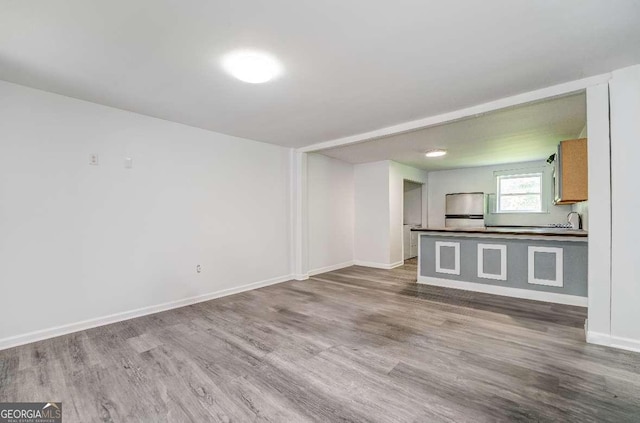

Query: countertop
411;226;588;238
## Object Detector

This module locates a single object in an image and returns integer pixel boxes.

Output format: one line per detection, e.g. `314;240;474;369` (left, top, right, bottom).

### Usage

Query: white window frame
494;167;548;214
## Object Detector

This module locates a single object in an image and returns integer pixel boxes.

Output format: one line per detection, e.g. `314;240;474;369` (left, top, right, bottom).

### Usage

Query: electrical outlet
124;157;133;169
89;154;99;166
196;265;202;274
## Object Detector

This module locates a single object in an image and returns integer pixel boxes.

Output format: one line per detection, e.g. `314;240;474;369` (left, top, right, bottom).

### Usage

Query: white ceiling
0;1;638;148
320;93;586;171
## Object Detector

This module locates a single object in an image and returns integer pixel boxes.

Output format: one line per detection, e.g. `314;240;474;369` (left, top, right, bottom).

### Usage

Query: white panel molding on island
435;241;460;275
528;246;563;287
477;243;507;281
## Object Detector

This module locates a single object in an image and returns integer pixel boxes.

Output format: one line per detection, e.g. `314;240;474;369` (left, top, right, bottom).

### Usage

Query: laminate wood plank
1;258;639;422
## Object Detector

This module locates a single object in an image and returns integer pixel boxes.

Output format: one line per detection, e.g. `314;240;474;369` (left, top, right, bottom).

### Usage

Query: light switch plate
124;157;133;169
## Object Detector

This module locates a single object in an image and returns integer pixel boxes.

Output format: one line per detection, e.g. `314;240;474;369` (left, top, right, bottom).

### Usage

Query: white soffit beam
299;73;611;153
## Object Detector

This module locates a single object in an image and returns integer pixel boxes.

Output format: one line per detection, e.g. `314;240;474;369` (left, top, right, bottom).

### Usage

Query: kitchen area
307;67;640;356
318;89;590;305
413;136;588;306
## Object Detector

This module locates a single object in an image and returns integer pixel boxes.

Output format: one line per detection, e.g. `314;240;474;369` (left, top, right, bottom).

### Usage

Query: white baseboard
293;273;309;281
417;276;588;307
354;260;404;270
587;330;611;346
308;261;354;276
587;331;640;353
389;261;404;269
0;274;293;351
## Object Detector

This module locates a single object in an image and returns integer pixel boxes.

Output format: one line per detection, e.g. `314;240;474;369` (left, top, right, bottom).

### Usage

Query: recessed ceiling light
222;51;282;83
425;149;447;158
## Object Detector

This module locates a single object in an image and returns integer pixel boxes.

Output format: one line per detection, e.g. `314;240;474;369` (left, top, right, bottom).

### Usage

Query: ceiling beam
298;72;611;153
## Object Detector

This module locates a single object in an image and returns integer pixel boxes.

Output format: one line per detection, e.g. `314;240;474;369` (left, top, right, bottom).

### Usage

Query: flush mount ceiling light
425;149;447;158
221;51;282;83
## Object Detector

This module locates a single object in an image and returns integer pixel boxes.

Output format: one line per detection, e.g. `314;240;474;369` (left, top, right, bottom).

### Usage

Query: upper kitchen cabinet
553;138;588;204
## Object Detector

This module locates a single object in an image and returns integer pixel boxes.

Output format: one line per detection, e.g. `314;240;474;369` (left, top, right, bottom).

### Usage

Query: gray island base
413;228;588;306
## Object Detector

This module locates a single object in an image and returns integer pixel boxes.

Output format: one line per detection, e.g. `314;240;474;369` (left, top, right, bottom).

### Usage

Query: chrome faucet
567;211;581;229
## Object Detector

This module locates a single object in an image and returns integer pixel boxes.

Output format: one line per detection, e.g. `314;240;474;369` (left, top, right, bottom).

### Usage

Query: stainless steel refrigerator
445;192;485;228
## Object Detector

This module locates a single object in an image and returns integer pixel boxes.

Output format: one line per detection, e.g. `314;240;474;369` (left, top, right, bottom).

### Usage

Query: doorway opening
403;180;424;267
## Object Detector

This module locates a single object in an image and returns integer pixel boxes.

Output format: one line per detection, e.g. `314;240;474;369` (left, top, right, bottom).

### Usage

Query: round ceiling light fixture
221;50;282;83
425;149;447;158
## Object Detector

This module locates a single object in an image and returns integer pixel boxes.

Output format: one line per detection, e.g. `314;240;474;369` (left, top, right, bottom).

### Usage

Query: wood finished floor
1;259;640;422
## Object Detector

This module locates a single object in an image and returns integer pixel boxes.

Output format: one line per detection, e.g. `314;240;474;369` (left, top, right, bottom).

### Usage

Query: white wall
403;181;422;225
609;65;640;349
354;161;391;266
307;153;354;274
572;201;589;231
427;160;573;228
353;161;428;267
307;157;428;272
585;83;611;342
0;81;292;347
390;162;428;265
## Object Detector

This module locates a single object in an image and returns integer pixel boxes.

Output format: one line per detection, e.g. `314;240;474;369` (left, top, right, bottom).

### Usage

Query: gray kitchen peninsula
412;227;588;306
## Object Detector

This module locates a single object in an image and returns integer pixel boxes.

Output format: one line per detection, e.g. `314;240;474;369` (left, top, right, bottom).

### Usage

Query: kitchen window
496;172;544;213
